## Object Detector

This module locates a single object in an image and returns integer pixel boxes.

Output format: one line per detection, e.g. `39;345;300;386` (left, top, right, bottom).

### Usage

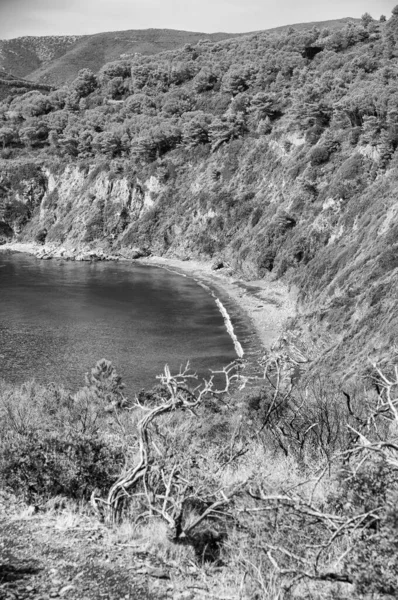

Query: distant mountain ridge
0;19;359;87
0;35;81;80
0;29;242;86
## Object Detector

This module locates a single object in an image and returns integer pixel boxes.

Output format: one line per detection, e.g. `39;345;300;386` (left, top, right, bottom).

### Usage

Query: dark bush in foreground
0;361;126;504
1;431;124;503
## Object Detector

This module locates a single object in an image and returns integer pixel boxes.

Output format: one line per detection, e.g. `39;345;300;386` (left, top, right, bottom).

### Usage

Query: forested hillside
0;21;358;86
0;10;397;375
0;30;244;86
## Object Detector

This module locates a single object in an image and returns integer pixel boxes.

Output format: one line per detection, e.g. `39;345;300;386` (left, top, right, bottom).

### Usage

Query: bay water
0;253;238;395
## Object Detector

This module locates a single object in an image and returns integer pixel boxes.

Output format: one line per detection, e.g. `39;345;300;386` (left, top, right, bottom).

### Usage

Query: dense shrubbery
1;354;398;598
1;431;123;503
0;12;393;165
0;360;127;503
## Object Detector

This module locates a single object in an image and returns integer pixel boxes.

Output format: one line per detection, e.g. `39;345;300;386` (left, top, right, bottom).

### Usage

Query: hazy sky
0;0;395;39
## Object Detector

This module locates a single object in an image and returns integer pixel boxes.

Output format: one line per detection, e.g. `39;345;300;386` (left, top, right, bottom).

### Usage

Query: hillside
0;20;360;87
0;35;82;80
267;17;359;33
0;30;243;86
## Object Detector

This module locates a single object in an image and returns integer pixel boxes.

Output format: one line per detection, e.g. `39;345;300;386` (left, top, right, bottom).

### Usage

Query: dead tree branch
94;362;246;535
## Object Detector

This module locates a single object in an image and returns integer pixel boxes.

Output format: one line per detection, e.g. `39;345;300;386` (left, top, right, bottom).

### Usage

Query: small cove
0;252;242;394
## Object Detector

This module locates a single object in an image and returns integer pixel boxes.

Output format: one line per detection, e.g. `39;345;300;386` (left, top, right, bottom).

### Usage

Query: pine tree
85;359;127;410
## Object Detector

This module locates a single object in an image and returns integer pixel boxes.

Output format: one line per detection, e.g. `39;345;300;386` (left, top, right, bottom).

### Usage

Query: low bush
309;144;331;165
1;431;123;503
35;227;47;243
83;212;104;242
0;361;127;504
257;249;276;273
3;200;30;224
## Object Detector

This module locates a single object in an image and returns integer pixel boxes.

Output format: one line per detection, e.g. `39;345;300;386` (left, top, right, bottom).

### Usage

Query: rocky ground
0;496;235;600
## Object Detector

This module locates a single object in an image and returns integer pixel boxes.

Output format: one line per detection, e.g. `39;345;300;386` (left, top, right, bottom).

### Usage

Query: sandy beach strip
0;243;296;355
139;255;296;353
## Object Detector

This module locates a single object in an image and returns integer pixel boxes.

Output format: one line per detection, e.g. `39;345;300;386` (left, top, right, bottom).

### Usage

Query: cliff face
27;164;159;251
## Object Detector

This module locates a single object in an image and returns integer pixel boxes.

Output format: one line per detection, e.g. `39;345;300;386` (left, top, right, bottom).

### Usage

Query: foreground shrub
0;431;124;503
1;355;398;595
0;361;127;503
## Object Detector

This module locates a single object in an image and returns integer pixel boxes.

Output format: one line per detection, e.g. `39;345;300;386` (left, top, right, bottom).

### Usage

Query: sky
0;0;395;39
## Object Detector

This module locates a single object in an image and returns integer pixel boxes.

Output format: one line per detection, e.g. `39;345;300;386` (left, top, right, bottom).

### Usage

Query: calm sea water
0;253;238;395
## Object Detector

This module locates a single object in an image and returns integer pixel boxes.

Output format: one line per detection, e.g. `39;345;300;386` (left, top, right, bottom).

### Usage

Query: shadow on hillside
0;560;41;583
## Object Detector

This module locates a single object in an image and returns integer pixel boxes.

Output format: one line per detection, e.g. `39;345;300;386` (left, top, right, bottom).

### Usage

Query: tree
71;69;97;99
58;133;78;157
0;126;14;149
162;91;194;117
361;12;374;28
209;113;247;152
25;94;53;118
85;359;126;410
48;130;59;149
167;60;196;86
249;92;280;124
193;67;219;93
361;114;380;144
222;65;258;95
257;116;272;135
77;129;93;156
99;60;131;83
125;93;157;116
46;111;68;134
383;28;396;59
181;112;212;148
19;126;38;149
131;124;181;161
105;77;126;100
94;362;245;529
65;90;81;111
92;131;122;158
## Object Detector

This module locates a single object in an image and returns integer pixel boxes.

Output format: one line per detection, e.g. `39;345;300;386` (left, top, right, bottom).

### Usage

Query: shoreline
139;255;296;354
0;242;296;361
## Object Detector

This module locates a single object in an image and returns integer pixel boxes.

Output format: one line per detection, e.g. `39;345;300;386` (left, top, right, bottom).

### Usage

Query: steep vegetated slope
0;10;397;376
